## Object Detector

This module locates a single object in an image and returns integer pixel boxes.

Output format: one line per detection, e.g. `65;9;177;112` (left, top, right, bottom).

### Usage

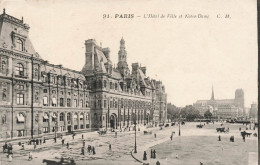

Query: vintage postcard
0;0;258;165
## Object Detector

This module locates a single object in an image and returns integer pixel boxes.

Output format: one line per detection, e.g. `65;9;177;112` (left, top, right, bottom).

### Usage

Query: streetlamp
134;102;137;153
179;115;181;136
54;118;57;143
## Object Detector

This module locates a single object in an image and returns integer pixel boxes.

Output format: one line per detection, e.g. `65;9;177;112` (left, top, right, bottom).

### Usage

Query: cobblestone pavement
0;122;258;165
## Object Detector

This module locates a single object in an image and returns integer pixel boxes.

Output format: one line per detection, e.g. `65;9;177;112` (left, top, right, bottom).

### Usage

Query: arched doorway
110;114;117;129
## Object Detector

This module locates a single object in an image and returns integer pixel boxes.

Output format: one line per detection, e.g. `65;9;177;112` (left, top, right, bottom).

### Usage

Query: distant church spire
211;85;215;100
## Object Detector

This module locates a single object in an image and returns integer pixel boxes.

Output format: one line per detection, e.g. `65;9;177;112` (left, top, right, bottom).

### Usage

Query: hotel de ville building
0;10;167;139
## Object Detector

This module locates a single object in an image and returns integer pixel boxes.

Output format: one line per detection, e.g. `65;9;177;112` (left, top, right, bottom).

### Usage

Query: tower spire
211;85;215;100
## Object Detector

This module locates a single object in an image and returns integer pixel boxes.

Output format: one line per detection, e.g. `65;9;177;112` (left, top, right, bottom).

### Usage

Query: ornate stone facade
0;11;167;139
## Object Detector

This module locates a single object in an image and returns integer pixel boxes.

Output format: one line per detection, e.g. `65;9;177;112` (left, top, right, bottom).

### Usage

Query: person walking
109;144;111;150
170;135;173;141
92;146;96;155
83;140;85;147
81;147;85;155
154;133;156;138
67;142;69;149
28;152;33;161
153;150;156;159
151;149;153;158
243;134;246;142
115;131;117;138
143;151;147;160
156;160;160;165
218;135;221;141
82;134;84;139
72;134;74;140
34;143;36;150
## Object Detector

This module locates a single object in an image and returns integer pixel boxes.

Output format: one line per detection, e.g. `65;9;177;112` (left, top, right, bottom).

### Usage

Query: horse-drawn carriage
165;124;169;127
43;157;75;165
144;130;152;135
240;131;252;137
171;122;175;126
196;125;203;128
216;127;229;133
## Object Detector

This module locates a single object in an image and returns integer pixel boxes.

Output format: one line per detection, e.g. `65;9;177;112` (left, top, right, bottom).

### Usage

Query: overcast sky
1;0;257;107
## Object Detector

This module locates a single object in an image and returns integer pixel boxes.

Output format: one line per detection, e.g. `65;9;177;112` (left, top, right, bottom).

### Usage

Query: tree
204;110;213;119
180;105;201;121
167;103;181;120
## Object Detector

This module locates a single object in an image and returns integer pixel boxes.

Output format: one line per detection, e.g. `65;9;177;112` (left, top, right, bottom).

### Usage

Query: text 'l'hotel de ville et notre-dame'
0;10;167;139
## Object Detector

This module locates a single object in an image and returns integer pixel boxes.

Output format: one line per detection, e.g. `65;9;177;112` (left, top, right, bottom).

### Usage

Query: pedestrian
153;150;156;159
28;152;33;160
115;132;117;137
170;135;173;141
156;160;160;165
83;140;85;147
82;134;84;139
62;139;65;145
40;139;42;145
151;149;153;158
8;154;12;162
72;134;74;140
109;144;112;150
176;154;179;159
239;127;241;131
43;137;46;143
34;143;36;150
87;145;90;153
54;137;57;143
243;135;245;142
143;151;147;160
92;147;96;155
67;142;69;149
81;147;85;155
154;133;156;138
218;135;221;141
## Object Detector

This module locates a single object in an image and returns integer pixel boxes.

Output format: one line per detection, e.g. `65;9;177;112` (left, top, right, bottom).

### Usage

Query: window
98;100;101;108
115;83;118;90
110;82;113;89
86;101;89;108
2;114;6;124
43;96;48;106
16;39;23;51
79;100;83;108
60;113;64;121
15;63;24;76
1;61;6;72
43;127;48;133
67;113;71;121
43;113;49;122
17;130;25;137
74;99;77;107
60;98;64;107
17;93;24;105
104;100;107;108
67;98;71;107
34;66;38;77
86;113;89;120
52;90;56;94
115;101;118;108
110;101;113;108
104;80;107;88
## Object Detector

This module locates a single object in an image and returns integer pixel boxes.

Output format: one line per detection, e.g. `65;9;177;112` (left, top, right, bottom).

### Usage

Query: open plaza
0;121;258;165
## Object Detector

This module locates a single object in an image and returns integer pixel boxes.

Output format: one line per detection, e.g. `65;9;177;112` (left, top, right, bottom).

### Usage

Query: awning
43;114;49;119
80;114;84;119
52;98;57;104
17;114;25;122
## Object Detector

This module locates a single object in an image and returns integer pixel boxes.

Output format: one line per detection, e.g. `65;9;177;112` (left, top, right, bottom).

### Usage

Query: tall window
98;100;101;108
60;98;64;107
17;93;24;105
115;83;118;90
110;82;113;89
79;99;83;108
16;63;24;76
67;113;71;121
104;100;107;108
74;99;77;107
115;101;118;108
1;61;6;72
67;98;71;107
2;114;6;124
110;101;113;108
16;39;23;51
43;96;48;106
60;113;64;121
104;80;107;88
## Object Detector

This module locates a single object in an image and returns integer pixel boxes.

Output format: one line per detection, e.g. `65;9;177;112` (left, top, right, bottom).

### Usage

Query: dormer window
16;39;23;51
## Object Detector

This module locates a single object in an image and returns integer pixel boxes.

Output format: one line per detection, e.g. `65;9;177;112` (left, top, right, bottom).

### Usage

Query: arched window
110;82;113;89
67;113;71;121
60;113;64;121
16;39;23;51
16;63;24;76
2;114;6;124
115;83;118;90
80;99;83;108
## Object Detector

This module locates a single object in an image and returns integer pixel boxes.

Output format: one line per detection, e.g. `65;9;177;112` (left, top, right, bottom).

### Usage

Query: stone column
77;112;80;130
71;112;74;131
83;112;86;129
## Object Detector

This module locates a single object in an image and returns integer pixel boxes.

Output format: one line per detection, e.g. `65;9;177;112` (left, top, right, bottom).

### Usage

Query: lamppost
54;118;57;143
134;102;137;153
179;115;181;136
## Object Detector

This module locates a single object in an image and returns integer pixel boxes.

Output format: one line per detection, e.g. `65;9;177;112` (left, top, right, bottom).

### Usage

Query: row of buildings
0;10;167;139
193;87;246;119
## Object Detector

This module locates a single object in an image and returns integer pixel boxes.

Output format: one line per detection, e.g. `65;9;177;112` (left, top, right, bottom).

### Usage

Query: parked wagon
240;131;252;137
216;127;225;133
196;125;203;128
144;130;152;135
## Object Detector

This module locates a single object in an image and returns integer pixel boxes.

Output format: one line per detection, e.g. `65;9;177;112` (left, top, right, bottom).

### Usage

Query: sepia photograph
0;0;258;164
